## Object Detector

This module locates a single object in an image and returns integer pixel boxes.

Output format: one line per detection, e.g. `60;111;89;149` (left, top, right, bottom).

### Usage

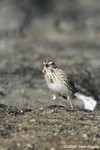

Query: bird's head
42;60;57;73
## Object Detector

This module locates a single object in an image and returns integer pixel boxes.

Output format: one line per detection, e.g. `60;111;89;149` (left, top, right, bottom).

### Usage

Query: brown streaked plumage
42;60;77;109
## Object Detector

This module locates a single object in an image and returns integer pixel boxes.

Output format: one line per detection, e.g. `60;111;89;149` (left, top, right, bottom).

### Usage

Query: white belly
48;79;69;95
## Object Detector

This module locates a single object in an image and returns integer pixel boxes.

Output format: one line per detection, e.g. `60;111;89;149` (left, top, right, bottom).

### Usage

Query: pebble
29;118;36;123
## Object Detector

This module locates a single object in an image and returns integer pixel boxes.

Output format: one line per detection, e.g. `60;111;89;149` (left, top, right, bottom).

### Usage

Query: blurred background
0;0;100;109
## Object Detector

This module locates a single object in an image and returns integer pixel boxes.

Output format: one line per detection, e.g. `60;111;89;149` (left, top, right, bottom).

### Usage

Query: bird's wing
57;69;77;94
67;75;77;94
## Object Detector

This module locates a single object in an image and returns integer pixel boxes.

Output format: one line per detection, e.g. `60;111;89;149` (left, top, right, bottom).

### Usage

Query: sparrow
42;60;77;109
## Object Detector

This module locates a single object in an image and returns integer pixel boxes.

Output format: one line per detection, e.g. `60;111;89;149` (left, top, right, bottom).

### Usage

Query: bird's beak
45;64;49;68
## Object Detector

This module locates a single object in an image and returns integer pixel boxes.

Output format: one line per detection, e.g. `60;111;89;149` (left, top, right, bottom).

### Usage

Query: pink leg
67;97;77;111
36;94;56;105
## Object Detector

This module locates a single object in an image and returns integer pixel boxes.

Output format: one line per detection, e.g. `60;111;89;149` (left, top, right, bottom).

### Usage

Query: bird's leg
60;94;77;110
36;94;56;105
67;96;77;110
67;99;74;110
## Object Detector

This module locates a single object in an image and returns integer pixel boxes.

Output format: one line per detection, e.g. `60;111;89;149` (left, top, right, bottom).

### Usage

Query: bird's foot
71;107;78;111
36;99;55;106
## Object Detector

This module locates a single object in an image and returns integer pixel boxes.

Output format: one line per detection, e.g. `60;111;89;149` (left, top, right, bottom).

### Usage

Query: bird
41;59;78;110
37;59;97;111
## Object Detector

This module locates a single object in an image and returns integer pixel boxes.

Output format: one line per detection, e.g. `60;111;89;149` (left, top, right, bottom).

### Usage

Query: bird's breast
48;78;68;94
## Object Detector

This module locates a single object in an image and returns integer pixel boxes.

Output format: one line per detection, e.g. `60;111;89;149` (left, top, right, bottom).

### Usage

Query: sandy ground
0;105;100;150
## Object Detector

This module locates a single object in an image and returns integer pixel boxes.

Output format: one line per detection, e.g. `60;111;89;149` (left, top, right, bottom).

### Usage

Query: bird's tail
74;92;97;111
